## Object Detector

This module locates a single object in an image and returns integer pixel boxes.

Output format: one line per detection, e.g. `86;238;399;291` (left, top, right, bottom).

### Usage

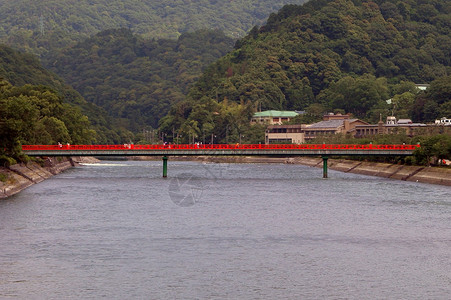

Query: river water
0;160;450;299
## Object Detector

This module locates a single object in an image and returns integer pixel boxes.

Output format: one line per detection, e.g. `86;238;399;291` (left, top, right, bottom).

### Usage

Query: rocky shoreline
0;156;99;199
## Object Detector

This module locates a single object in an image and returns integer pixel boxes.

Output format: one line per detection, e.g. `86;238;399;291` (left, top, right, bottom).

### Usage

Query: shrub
0;155;17;168
0;173;9;182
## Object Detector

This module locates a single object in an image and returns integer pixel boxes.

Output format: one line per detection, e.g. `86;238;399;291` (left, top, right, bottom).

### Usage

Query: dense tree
0;79;95;161
162;0;451;140
411;75;451;122
413;134;451;165
46;29;235;131
391;92;416;119
0;44;130;143
2;0;451;146
318;74;389;118
159;97;258;144
0;0;309;58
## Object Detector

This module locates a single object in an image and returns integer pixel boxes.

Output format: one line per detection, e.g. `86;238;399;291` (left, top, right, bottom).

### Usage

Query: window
269;138;292;144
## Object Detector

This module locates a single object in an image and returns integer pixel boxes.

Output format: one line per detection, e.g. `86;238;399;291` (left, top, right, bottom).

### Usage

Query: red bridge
22;144;419;178
22;143;418;152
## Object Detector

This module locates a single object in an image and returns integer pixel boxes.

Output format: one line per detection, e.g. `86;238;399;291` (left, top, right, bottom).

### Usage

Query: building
415;83;430;91
265;125;306;144
265;112;449;143
304;116;369;141
251;110;299;125
321;113;351;121
354;116;428;137
265;113;368;144
435;117;451;126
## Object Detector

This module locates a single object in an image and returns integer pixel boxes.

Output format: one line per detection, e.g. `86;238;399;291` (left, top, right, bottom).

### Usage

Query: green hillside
46;28;235;130
160;0;451;143
0;0;308;57
0;44;131;144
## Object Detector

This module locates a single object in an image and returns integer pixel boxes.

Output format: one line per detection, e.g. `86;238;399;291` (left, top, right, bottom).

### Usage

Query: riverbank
1;155;449;199
132;155;451;186
0;156;99;199
287;157;451;186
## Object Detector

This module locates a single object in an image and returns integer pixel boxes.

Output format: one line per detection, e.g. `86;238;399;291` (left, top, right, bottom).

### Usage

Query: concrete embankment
162;156;451;186
2;155;447;199
0;156;99;199
240;156;451;186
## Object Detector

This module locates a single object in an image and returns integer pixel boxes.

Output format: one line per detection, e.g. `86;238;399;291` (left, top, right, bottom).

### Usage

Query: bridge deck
22;144;418;157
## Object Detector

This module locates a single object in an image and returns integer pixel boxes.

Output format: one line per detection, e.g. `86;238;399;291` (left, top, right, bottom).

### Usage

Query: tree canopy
0;0;308;58
2;0;451;147
0;79;95;161
45;28;235;131
161;0;451;142
0;44;132;144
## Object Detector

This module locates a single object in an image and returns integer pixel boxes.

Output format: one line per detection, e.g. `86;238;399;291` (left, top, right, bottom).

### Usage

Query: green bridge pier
322;156;328;179
162;156;168;178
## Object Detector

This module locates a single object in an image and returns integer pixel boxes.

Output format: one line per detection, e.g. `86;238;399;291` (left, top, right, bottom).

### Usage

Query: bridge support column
322;156;328;178
163;156;168;178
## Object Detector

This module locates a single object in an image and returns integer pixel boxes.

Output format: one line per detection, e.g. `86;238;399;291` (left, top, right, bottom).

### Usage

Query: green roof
252;110;299;118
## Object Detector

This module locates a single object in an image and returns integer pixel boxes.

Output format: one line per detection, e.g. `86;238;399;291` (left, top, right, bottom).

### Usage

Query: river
1;160;450;299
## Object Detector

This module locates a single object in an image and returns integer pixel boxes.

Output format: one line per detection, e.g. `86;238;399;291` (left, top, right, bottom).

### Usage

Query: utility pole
172;127;175;143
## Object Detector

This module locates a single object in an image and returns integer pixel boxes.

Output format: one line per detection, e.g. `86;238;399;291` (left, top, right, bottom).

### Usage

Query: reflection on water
1;161;450;299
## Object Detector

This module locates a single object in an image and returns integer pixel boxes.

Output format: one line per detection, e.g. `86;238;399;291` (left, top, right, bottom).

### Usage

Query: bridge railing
22;144;420;151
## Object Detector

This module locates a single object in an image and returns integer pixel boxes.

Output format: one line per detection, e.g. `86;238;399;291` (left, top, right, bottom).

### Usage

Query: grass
0;173;9;183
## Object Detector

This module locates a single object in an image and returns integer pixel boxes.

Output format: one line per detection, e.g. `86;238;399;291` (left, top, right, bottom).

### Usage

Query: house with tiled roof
303;115;369;141
265;113;369;144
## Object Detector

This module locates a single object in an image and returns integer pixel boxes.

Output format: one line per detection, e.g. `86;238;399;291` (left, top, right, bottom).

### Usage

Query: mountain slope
159;0;451;142
188;0;451;108
46;28;235;130
0;44;129;143
0;0;308;57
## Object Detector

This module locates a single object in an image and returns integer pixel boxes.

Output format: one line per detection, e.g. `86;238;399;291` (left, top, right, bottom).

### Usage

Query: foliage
2;0;451;145
287;103;327;124
159;97;262;144
411;75;451;122
0;79;95;161
412;134;451;165
0;155;17;168
308;132;451;166
318;74;389;118
162;0;451;137
0;0;308;58
0;172;9;182
0;44;133;143
45;28;235;131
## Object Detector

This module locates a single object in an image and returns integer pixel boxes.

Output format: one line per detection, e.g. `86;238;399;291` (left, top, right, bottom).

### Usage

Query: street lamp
239;134;245;144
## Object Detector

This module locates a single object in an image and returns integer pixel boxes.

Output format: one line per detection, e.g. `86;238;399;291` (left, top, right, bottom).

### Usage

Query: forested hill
0;44;130;144
160;0;451;142
0;0;308;57
46;29;235;130
207;0;451;102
